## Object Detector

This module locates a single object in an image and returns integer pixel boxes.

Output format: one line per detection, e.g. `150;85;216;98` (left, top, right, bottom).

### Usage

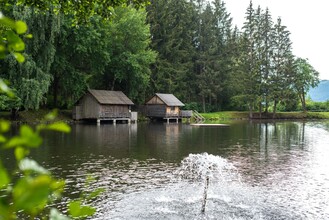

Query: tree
97;6;156;104
211;0;234;110
194;2;219;112
269;17;294;116
147;0;196;101
293;57;319;112
238;1;260;118
0;6;61;110
0;0;150;24
256;7;273;114
49;15;110;108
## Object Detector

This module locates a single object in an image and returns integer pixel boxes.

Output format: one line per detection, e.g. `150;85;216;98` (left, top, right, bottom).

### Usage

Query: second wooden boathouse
145;93;192;123
73;89;136;124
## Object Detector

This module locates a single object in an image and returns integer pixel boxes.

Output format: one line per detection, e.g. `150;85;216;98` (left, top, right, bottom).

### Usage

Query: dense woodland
0;0;319;116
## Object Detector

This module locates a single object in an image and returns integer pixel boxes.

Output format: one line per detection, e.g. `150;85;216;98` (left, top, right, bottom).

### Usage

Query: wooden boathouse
73;89;136;124
145;93;192;123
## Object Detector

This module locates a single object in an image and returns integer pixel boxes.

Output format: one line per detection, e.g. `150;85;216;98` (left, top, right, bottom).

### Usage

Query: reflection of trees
33;124;138;169
139;123;193;160
227;121;307;186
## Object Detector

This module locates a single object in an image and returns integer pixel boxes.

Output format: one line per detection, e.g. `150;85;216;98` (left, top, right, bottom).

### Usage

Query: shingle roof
156;93;185;106
88;90;134;105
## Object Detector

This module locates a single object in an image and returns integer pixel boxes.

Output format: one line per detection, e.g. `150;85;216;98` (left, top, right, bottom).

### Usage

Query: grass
201;111;329;121
0;109;73;123
2;110;329;124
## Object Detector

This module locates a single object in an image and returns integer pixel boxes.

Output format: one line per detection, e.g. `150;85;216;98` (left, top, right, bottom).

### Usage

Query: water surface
28;121;329;219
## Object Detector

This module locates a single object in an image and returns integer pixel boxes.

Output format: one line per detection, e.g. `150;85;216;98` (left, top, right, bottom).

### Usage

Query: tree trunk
248;103;253;119
11;108;19;120
259;102;262;119
110;78;116;91
53;73;59;108
273;100;277;119
202;95;206;113
301;93;307;113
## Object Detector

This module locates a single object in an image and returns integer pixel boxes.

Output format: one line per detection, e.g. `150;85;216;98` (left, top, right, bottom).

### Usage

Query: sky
223;0;329;80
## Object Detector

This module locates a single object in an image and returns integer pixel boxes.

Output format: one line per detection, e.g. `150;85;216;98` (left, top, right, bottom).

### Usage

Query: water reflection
24;120;329;219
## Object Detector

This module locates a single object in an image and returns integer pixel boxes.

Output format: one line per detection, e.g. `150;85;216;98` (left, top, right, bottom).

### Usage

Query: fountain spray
176;153;238;214
201;175;210;213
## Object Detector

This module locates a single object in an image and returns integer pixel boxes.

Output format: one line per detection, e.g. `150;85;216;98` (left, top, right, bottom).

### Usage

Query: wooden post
113;119;116;125
97;119;100;126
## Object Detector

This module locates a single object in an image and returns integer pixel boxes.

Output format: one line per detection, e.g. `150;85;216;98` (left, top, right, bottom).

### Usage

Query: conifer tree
270;17;294;115
147;0;196;101
238;1;260;118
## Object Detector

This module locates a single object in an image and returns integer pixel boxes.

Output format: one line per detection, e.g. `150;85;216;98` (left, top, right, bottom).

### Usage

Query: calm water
24;121;329;219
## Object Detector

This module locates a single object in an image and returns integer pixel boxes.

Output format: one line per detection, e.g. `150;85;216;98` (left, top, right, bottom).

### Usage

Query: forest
0;0;320;116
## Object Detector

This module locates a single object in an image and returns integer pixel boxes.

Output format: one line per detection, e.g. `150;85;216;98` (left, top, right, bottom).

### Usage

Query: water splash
175;153;240;183
93;153;304;219
174;153;240;213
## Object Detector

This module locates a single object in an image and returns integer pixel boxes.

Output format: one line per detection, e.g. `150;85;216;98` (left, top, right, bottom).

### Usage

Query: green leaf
44;109;58;121
5;125;42;149
0;79;14;97
15;20;27;34
15;146;29;161
46;122;71;133
6;30;25;51
49;208;71;220
68;200;96;218
0;45;5;52
0;135;6;143
0;17;16;29
13;52;25;63
0;120;10;133
25;33;33;39
19;158;49;174
86;188;105;200
13;175;52;214
0;164;10;189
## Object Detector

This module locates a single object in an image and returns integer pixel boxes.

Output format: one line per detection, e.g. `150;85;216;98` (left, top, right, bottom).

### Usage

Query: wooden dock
191;124;230;127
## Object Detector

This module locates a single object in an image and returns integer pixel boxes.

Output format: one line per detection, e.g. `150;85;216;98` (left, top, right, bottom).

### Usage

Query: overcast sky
223;0;329;80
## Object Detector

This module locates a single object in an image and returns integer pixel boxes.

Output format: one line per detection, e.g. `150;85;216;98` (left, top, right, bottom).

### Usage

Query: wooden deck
191;123;230;127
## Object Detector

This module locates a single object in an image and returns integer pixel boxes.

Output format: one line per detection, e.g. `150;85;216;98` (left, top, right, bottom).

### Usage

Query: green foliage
85;6;156;103
293;57;320;112
0;12;28;62
0;110;103;219
0;116;71;219
0;0;150;24
0;0;321;113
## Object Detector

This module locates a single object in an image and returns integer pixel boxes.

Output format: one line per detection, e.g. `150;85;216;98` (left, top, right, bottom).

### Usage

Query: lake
22;120;329;219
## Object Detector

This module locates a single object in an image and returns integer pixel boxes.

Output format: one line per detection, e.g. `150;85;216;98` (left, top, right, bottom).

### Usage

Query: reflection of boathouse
73;90;136;124
145;93;192;123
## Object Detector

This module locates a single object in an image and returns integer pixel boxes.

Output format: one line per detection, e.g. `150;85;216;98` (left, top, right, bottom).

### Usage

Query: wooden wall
80;93;100;118
146;96;165;105
100;105;130;118
74;93;131;119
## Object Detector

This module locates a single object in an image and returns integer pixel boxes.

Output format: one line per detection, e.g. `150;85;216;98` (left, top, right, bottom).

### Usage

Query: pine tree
238;1;260;118
270;17;294;116
147;0;196;102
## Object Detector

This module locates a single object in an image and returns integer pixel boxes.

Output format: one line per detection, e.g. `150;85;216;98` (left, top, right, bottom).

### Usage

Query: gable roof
88;89;134;105
155;93;185;107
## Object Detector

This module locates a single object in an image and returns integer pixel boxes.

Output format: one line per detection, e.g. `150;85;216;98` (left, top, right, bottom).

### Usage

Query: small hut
73;89;136;124
145;93;192;122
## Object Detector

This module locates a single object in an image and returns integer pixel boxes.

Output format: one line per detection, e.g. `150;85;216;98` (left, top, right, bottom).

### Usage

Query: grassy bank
1;110;329;124
201;111;329;121
0;109;73;123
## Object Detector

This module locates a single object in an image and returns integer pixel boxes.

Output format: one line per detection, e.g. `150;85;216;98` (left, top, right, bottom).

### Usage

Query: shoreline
1;110;329;124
